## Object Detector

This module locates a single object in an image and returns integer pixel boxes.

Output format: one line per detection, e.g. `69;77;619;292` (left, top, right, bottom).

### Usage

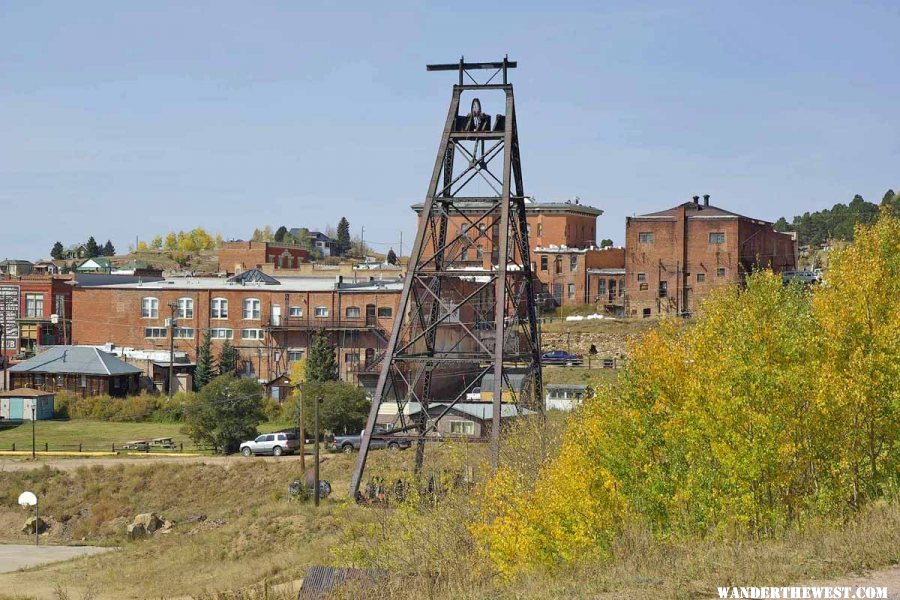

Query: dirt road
0;453;319;472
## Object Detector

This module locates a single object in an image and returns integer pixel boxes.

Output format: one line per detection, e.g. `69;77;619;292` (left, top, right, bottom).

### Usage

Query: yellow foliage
474;211;900;576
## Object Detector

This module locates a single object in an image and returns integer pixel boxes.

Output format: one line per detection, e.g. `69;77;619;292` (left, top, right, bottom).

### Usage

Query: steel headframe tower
349;57;543;498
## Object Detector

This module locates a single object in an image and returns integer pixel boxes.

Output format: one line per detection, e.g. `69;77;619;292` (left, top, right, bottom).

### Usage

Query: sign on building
0;286;20;349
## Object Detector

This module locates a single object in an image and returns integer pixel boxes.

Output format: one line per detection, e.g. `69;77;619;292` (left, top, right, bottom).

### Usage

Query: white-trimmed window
345;306;360;318
173;327;194;339
638;232;654;244
177;297;194;319
377;307;392;318
25;294;44;318
141;297;159;318
243;298;261;320
289;306;303;317
210;328;233;340
241;328;263;340
570;255;578;271
287;349;304;362
449;421;475;435
709;232;726;244
314;306;329;318
144;327;166;338
211;297;229;319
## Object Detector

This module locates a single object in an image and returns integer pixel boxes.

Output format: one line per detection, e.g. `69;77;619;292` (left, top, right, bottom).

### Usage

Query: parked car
330;427;411;453
782;270;819;285
541;350;583;366
240;431;300;457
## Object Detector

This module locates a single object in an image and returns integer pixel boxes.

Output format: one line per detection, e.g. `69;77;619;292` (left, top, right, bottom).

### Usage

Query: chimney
703;194;710;207
692;195;700;206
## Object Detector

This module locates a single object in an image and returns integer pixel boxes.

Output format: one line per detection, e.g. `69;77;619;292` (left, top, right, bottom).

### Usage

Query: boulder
132;512;163;533
126;522;147;540
22;516;48;535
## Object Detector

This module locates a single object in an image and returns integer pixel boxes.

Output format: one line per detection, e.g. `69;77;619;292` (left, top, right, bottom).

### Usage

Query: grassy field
0;419;293;453
0;445;896;599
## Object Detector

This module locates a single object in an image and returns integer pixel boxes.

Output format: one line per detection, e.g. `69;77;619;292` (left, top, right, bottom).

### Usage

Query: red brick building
412;199;618;310
625;196;797;317
218;241;311;274
70;271;402;386
0;275;73;362
533;246;626;310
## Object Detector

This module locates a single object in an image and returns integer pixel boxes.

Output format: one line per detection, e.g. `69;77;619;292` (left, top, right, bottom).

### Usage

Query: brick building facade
218;241;311;275
412;199;619;310
533;246;626;309
0;275;73;362
625;196;797;317
70;273;403;385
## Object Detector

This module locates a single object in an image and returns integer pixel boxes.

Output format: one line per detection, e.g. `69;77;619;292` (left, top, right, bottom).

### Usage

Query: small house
75;257;112;273
8;346;141;397
0;388;54;420
405;402;530;440
544;383;588;411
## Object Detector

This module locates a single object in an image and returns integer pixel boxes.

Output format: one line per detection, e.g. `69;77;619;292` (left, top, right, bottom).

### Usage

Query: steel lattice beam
349;58;542;499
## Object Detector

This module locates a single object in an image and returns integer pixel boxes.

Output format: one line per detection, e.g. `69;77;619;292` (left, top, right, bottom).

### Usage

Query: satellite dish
18;491;37;507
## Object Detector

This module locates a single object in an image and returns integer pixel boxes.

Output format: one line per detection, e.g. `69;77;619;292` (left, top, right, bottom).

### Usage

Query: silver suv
239;431;300;457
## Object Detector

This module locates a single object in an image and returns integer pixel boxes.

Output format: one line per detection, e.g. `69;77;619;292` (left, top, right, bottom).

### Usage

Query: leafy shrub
475;212;900;576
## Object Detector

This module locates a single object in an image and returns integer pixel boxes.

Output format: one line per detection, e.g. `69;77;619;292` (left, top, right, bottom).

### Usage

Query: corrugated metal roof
298;566;386;599
407;402;529;420
9;346;142;376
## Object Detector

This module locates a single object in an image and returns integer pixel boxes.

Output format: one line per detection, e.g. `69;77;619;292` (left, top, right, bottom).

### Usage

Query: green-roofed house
75;257;113;273
9;345;141;397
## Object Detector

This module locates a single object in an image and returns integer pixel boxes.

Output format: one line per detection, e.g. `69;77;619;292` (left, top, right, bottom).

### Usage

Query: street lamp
18;491;38;546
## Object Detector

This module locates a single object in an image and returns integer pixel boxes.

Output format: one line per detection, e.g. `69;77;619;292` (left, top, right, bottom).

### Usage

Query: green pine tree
336;217;351;256
195;330;215;390
386;248;398;265
218;340;241;377
85;236;101;258
50;241;64;260
102;240;116;256
306;330;339;383
274;225;289;243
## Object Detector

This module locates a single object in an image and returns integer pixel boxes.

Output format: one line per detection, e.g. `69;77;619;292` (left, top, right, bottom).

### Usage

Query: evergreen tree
194;330;215;390
50;241;64;260
599;239;614;249
102;240;116;256
306;330;339;383
386;248;398;265
274;225;289;243
336;217;351;256
773;217;790;232
218;341;241;376
85;236;101;258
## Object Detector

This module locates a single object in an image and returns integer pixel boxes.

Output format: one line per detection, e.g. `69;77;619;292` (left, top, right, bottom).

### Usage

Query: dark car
330;427;411;453
541;350;583;366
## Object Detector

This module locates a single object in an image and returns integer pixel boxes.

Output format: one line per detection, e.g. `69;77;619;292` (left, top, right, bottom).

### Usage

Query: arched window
211;297;229;319
141;297;159;318
177;297;194;319
243;298;261;320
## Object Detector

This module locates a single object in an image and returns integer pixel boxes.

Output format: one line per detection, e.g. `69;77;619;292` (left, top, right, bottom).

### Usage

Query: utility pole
298;382;306;473
167;300;178;399
314;394;322;507
31;405;36;459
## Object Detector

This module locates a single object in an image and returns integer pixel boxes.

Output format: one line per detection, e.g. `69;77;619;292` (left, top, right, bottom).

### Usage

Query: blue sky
2;1;899;259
